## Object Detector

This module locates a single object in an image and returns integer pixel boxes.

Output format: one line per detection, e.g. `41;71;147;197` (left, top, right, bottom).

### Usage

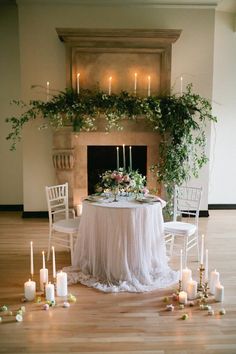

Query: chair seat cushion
164;221;197;237
53;218;80;233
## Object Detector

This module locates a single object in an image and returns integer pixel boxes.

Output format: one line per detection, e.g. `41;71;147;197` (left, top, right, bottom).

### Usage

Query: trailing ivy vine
5;84;216;203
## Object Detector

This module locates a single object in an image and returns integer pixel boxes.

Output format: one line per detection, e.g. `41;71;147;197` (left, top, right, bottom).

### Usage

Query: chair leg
47;228;52;261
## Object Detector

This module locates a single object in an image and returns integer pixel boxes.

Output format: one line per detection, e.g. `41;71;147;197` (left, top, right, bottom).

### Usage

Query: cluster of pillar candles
24;242;68;302
178;234;224;303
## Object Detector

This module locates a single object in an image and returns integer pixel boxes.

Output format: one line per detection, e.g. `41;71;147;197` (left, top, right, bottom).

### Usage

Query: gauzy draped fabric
64;199;179;292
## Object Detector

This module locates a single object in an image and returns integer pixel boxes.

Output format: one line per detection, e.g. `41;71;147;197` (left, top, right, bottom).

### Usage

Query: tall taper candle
116;147;119;171
46;81;49;101
30;241;34;277
52;246;56;279
129;146;132;171
147;76;151;97
134;73;137;95
122;144;126;171
180;249;183;281
42;250;45;269
200;234;204;264
108;76;112;95
205;249;208;282
77;73;80;94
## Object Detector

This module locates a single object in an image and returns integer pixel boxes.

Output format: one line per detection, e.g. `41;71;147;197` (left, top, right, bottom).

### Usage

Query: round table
67;198;178;292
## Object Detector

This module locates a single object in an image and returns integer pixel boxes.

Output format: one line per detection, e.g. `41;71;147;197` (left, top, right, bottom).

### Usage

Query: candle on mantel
46;282;55;302
122;144;126;171
182;267;192;292
40;251;48;291
46;81;50;101
147;76;151;97
52;246;56;280
108;76;112;95
180;76;183;96
129;146;132;171
30;241;34;278
200;234;204;265
77;73;80;94
134;73;137;95
24;279;36;301
116;146;120;171
179;291;187;304
56;271;68;297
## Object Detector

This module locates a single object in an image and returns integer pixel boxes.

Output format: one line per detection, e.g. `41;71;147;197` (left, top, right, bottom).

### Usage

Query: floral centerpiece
96;169;148;198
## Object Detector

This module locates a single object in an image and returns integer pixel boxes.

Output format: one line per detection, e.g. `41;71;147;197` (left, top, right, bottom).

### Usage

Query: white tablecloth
65;198;178;292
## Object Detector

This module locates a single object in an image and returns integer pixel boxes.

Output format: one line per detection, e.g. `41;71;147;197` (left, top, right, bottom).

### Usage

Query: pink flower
142;187;149;195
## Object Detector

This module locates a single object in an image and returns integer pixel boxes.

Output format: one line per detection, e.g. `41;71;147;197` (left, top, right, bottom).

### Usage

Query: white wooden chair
164;186;202;266
45;182;80;261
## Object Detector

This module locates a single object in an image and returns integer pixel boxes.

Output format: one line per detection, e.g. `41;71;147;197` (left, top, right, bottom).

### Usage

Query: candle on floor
40;251;48;291
205;249;208;282
129;146;132;171
215;282;224;302
134;73;137;95
108;76;112;95
179;291;187;304
46;282;55;302
186;279;197;300
24;279;36;301
122;144;126;171
147;76;151;97
116;146;119;171
52;246;56;279
56;271;68;297
77;73;80;94
209;269;220;294
30;241;34;278
182;267;192;292
200;234;204;265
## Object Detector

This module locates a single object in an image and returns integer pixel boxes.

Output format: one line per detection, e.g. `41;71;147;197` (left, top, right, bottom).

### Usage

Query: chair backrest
173;186;202;224
45;183;69;225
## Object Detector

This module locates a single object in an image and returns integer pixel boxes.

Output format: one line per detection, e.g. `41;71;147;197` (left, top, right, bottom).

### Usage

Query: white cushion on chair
164;221;196;237
53;218;80;233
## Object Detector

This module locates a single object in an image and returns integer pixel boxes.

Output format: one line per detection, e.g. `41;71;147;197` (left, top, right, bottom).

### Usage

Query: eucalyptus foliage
5;85;216;199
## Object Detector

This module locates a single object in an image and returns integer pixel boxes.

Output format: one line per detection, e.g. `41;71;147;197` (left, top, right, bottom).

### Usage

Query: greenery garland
5;84;216;202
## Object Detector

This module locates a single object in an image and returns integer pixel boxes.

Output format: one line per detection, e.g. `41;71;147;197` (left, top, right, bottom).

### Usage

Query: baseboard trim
0;204;23;211
22;211;48;218
208;204;236;210
199;210;209;217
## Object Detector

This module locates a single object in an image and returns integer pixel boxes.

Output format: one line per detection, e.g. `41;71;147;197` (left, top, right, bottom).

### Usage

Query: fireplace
87;145;147;195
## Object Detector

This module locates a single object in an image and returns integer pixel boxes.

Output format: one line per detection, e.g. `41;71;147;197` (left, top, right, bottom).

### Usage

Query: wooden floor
0;210;236;354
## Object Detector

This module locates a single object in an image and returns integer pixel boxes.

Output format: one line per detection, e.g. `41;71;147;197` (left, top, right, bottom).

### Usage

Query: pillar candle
77;73;80;94
209;269;220;294
200;234;204;264
186;279;197;300
134;73;137;95
116;146;119;171
24;279;36;301
52;246;56;279
56;271;68;297
129;146;132;171
46;282;55;302
215;282;224;302
40;268;48;291
147;76;151;97
182;267;192;292
179;291;187;304
77;204;83;216
30;241;34;277
122;144;126;171
46;81;49;101
108;76;112;95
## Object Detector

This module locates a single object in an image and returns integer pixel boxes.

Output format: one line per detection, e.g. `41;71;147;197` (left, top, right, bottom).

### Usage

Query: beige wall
3;2;216;210
0;4;23;205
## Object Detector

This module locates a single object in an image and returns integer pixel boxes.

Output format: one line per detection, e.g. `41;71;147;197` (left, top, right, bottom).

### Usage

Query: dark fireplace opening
87;145;147;195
